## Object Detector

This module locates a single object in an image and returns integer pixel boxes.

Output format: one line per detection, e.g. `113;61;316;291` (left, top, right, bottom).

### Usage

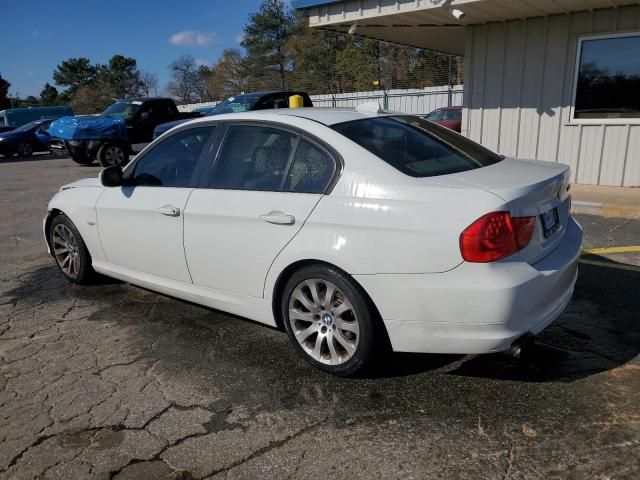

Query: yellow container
289;95;304;108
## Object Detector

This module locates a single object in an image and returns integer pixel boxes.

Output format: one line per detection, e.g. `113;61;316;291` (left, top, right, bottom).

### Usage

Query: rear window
331;115;502;177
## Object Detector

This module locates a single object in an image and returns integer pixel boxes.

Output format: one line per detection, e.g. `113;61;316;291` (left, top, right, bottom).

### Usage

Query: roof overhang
292;0;638;55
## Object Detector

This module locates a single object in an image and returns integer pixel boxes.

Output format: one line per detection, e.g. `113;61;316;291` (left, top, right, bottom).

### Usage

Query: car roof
186;107;396;127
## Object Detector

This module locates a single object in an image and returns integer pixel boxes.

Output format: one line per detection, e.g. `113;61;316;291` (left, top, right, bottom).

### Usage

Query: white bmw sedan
44;108;582;375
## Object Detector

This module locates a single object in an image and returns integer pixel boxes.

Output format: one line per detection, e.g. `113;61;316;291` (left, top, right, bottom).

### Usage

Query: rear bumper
355;217;583;354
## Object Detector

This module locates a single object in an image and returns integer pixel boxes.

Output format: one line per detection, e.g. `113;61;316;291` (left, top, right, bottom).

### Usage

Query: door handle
157;205;181;217
259;211;295;225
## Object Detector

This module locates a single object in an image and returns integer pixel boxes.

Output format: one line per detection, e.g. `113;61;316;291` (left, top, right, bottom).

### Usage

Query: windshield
102;102;140;119
14;121;42;133
332;115;503;178
208;95;261;115
425;110;443;121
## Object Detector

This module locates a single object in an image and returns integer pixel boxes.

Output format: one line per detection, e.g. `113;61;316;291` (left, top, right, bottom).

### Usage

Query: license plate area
540;207;560;238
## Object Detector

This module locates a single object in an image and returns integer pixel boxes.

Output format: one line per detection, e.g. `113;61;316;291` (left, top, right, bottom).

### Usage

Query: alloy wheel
52;224;81;278
17;142;33;156
104;146;125;166
288;278;360;365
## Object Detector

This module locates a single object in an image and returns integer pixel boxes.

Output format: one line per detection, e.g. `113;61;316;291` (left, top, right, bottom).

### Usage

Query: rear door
184;122;338;297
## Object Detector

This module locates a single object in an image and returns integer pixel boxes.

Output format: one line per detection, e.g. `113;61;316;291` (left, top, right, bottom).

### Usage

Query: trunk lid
432;157;572;264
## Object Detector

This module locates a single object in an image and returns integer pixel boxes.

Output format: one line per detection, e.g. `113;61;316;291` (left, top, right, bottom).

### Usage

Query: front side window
425;110;443;121
574;34;640;120
209;125;297;191
130;126;214;187
14;121;42;132
332;115;502;178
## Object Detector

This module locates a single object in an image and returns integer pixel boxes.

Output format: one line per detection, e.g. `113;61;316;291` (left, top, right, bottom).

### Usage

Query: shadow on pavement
4;253;638;385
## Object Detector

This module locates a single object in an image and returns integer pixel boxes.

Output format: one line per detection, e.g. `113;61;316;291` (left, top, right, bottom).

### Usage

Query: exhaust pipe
506;334;536;359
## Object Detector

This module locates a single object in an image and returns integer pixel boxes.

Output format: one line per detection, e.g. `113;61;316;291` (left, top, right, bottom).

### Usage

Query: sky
1;0;271;98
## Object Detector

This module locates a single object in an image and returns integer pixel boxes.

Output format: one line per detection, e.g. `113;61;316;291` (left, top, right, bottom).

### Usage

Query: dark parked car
49;98;202;167
425;106;462;132
191;106;216;115
0;119;54;157
154;91;314;138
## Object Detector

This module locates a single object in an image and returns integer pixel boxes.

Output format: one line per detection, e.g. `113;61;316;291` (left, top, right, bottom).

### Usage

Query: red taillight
460;212;535;263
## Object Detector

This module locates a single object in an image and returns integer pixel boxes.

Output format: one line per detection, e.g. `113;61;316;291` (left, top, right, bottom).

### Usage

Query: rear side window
284;140;335;193
332;115;502;177
209;125;297;191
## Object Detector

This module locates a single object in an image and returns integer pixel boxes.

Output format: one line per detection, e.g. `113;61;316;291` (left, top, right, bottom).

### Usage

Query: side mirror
99;165;124;187
140;111;151;121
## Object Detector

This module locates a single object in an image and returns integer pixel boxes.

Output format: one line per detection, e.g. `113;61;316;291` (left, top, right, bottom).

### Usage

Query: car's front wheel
50;214;95;284
281;264;380;376
16;142;33;157
97;143;127;167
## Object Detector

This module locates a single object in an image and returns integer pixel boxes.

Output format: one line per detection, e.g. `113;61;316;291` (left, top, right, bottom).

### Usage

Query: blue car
0;119;55;157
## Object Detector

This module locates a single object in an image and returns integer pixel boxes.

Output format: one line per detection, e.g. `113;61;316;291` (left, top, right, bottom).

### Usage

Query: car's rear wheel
50;214;95;284
98;143;127;167
16;142;33;157
281;264;379;376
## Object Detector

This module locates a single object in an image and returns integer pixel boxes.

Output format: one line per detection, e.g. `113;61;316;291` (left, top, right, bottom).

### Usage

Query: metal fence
310;85;462;114
178;85;462;115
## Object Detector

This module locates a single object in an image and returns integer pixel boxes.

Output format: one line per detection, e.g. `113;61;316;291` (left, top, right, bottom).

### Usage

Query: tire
49;214;95;284
70;151;93;165
97;143;127;167
16;142;33;157
281;264;381;376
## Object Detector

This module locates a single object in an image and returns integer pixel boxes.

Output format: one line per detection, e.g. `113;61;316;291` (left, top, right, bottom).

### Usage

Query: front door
184;124;338;297
96;125;217;282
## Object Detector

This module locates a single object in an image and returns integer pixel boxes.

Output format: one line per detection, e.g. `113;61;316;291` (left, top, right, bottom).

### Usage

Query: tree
140;72;159;97
287;14;345;94
197;65;218;102
101;55;142;98
0;73;11;109
209;49;249;99
69;86;112;114
23;95;39;106
335;38;380;92
166;55;200;103
40;83;59;105
52;58;98;94
242;0;295;90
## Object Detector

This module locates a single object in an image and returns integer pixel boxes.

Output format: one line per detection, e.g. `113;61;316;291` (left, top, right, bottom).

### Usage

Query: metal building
292;0;640;187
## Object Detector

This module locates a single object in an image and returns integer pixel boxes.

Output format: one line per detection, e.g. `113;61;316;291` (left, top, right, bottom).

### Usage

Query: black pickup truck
49;98;202;167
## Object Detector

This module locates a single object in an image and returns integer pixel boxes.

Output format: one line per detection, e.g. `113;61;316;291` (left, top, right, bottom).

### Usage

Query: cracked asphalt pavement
1;155;639;479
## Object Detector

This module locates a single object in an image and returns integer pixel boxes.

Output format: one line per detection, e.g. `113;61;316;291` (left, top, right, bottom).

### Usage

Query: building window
573;33;640;122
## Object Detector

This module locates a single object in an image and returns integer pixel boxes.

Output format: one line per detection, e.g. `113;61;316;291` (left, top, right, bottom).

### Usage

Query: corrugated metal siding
463;5;640;187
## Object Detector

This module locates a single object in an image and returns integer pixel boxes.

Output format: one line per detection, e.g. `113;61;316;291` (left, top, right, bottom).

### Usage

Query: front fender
46;185;106;262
